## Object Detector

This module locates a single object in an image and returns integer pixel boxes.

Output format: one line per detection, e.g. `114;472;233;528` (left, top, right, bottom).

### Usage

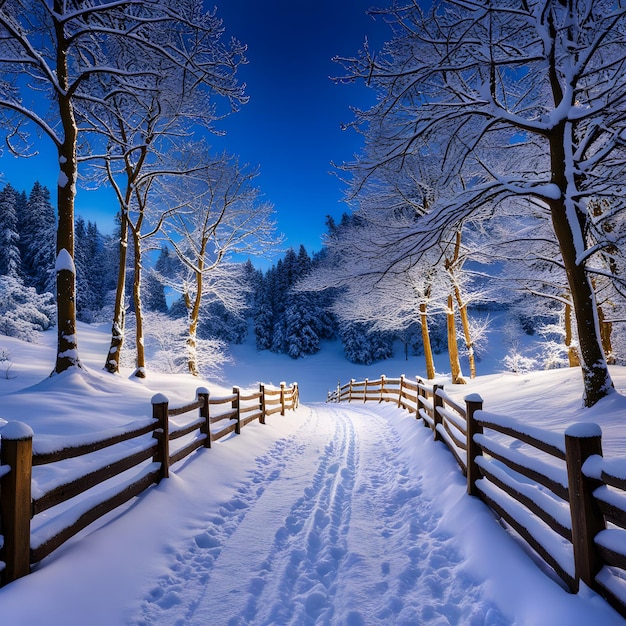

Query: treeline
0;183;446;367
0;182;121;337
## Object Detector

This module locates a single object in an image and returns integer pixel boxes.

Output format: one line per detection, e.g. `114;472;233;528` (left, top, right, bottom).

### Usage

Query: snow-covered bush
502;350;539;374
0;276;55;342
0;346;14;379
122;312;230;377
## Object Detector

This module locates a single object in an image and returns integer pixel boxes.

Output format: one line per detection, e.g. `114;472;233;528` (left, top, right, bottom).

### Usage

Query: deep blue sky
0;1;389;258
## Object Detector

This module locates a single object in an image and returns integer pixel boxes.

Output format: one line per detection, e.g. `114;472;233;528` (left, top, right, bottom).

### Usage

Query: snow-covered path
133;404;507;626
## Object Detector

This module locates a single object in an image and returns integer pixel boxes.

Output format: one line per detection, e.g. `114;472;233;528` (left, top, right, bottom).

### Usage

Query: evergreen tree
75;218;109;321
340;322;393;365
199;300;247;343
19;182;56;293
254;274;273;350
0;275;55;342
285;295;320;358
0;184;22;278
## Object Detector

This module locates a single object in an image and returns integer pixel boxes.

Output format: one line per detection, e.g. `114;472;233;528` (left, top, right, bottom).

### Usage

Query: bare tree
160;153;280;376
337;0;626;406
0;0;245;375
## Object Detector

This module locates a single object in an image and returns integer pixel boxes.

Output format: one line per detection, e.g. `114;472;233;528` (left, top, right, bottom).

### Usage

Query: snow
0;421;34;440
565;422;603;439
0;323;624;624
55;248;75;274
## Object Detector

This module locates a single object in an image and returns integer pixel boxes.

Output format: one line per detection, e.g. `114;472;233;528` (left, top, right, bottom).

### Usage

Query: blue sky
0;2;389;258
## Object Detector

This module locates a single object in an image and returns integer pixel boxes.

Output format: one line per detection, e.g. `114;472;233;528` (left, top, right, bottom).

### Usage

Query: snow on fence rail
327;375;626;617
0;381;299;587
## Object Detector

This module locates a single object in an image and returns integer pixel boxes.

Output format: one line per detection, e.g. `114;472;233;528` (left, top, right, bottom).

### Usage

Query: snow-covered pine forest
3;178;626;384
0;183;424;372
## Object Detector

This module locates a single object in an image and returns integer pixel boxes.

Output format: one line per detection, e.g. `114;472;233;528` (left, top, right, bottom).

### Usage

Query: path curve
133;404;508;625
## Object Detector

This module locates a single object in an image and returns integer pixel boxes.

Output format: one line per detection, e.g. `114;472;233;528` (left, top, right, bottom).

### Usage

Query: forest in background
3;180;612;381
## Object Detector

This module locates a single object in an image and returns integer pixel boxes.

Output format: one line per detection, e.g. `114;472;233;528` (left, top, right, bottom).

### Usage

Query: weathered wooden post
415;376;421;420
336;379;341;403
363;378;368;402
0;422;33;585
433;384;444;440
416;377;423;422
293;383;299;409
379;375;385;403
280;382;286;416
232;386;241;434
259;383;266;424
465;394;484;496
151;394;170;481
398;375;405;409
565;423;605;592
197;387;211;448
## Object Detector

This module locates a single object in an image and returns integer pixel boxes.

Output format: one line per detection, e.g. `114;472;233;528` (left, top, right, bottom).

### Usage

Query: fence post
293;383;299;409
416;378;425;425
336;379;341;403
259;383;266;424
465;394;484;496
280;382;286;416
232;386;241;434
565;423;605;592
433;384;444;440
398;375;404;409
0;422;33;585
197;387;211;449
349;379;354;402
414;376;421;420
379;375;385;403
364;378;368;402
151;394;170;481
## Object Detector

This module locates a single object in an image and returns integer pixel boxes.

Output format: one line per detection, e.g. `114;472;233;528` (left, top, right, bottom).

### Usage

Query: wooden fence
328;374;626;617
0;381;299;586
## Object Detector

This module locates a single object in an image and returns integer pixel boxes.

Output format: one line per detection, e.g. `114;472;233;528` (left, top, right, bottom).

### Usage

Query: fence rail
0;381;299;586
328;375;626;618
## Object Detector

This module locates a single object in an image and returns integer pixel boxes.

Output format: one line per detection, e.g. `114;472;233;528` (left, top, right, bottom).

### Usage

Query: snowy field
0;323;625;624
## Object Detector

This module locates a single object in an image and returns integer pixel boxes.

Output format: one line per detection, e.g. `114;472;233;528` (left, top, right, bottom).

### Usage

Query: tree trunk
454;284;476;379
564;301;580;368
446;294;464;384
104;212;129;373
598;304;615;366
52;12;81;375
187;263;204;377
131;227;146;378
419;301;436;379
548;121;613;407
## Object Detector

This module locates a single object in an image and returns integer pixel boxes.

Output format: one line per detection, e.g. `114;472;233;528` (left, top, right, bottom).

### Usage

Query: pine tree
0;184;22;278
285;295;320;358
19;182;56;293
254;274;273;350
74;218;109;321
340;322;393;365
0;275;55;342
